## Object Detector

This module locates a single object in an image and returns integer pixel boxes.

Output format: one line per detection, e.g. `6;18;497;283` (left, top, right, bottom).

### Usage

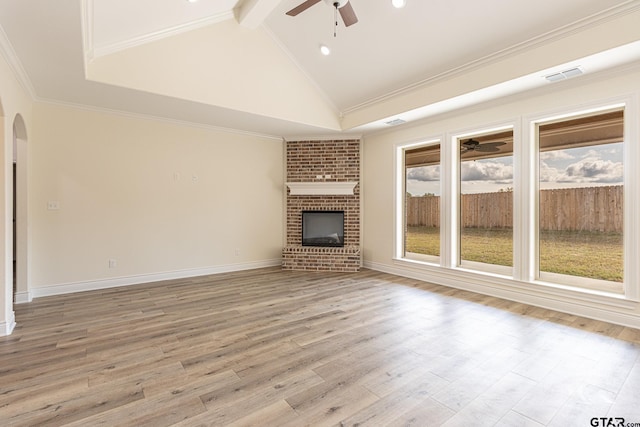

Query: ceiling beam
235;0;282;29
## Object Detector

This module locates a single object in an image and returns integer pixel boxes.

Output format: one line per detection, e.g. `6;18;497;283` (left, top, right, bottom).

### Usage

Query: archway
0;97;14;336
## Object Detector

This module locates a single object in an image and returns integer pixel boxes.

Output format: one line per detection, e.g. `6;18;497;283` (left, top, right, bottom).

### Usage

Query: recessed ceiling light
187;0;198;3
320;45;331;56
392;0;406;8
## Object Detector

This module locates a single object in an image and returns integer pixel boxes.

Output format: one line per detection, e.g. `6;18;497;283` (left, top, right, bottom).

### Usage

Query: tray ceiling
0;0;639;138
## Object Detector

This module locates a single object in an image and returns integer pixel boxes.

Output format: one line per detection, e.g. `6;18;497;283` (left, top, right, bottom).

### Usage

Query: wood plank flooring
2;267;640;426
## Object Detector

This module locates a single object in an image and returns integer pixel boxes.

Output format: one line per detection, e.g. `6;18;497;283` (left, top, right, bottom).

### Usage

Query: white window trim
450;123;517;275
394;137;442;262
624;94;640;301
526;96;637;301
393;94;639;303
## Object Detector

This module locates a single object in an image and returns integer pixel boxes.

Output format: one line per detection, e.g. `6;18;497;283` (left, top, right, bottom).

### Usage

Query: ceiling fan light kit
323;0;348;7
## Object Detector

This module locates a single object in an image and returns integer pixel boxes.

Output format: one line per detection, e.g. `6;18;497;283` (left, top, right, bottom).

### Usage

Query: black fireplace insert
302;210;344;247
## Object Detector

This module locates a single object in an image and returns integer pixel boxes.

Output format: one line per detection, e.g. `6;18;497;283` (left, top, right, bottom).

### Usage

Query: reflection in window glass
538;110;624;292
459;130;514;269
405;144;440;261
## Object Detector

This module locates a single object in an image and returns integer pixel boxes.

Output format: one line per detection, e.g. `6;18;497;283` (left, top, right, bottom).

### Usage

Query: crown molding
0;22;36;100
35;98;283;141
89;10;235;60
284;133;362;142
341;1;640;115
80;0;94;65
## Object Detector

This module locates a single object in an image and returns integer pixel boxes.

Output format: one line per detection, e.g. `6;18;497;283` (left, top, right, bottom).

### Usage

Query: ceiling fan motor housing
324;0;348;8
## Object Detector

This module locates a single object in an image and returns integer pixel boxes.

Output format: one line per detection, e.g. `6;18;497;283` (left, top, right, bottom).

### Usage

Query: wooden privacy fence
407;185;623;233
461;191;512;229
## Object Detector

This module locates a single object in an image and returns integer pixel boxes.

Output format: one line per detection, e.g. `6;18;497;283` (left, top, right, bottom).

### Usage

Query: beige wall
0;49;33;334
87;21;340;131
362;65;640;328
29;103;283;294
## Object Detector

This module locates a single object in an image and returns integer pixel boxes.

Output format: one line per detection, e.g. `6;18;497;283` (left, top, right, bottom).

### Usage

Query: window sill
391;256;639;310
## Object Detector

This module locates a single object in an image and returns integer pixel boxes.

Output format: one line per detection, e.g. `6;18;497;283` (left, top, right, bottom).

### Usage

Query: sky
406;142;623;195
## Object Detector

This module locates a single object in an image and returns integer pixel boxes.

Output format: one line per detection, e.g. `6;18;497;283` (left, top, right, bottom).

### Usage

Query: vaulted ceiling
1;0;640;138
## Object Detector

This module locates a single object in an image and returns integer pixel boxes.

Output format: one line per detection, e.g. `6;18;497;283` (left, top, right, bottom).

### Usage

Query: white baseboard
364;260;640;330
31;259;282;299
0;311;16;337
14;291;32;304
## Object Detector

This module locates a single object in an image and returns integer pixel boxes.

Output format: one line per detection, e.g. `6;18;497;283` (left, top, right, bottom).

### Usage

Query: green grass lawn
406;226;623;282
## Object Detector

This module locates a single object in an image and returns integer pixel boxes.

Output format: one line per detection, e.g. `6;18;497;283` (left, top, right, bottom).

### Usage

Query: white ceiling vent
545;67;583;82
385;118;406;126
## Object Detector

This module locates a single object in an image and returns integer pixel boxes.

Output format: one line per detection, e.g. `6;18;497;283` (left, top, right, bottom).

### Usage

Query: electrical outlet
235;248;240;256
108;259;117;268
47;201;60;210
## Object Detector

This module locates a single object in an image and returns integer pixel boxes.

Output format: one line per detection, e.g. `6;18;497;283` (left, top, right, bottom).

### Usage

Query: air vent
545;67;583;82
385;118;406;126
562;67;583;78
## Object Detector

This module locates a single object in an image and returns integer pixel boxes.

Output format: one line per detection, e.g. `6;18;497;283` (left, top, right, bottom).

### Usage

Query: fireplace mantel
286;181;358;196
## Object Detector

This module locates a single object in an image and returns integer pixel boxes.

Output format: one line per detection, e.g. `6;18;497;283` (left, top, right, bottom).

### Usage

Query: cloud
542;159;622;184
541;145;623;184
407;165;440;181
461;161;513;182
540;160;561;182
582;149;602;159
562;158;623;183
540;151;574;161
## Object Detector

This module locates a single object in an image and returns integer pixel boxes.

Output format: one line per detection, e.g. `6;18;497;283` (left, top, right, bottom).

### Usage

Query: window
394;100;635;301
536;109;624;293
404;143;440;263
458;129;514;274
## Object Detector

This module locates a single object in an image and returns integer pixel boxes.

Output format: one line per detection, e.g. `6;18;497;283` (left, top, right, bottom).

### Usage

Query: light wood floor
2;268;640;426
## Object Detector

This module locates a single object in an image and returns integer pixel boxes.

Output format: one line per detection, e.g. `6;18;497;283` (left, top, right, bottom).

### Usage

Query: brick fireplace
282;139;361;272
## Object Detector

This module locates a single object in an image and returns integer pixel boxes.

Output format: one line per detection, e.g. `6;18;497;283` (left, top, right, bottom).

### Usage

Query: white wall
362;64;640;328
29;103;284;296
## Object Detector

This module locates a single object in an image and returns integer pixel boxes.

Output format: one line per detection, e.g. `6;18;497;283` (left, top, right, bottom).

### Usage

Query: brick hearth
283;139;361;272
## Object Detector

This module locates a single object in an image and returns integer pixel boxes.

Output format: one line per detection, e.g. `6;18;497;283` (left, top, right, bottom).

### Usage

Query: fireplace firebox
302;210;344;247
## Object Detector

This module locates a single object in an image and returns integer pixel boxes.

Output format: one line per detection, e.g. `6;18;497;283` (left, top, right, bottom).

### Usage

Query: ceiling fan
460;139;506;154
286;0;358;28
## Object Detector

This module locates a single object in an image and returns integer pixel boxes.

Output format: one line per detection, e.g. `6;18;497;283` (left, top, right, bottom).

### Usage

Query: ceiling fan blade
286;0;322;16
339;1;358;27
476;141;507;152
461;139;479;151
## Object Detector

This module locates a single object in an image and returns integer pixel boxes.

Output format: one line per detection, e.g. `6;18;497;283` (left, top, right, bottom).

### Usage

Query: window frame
395;137;442;265
452;124;516;278
528;99;638;299
392;95;639;302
